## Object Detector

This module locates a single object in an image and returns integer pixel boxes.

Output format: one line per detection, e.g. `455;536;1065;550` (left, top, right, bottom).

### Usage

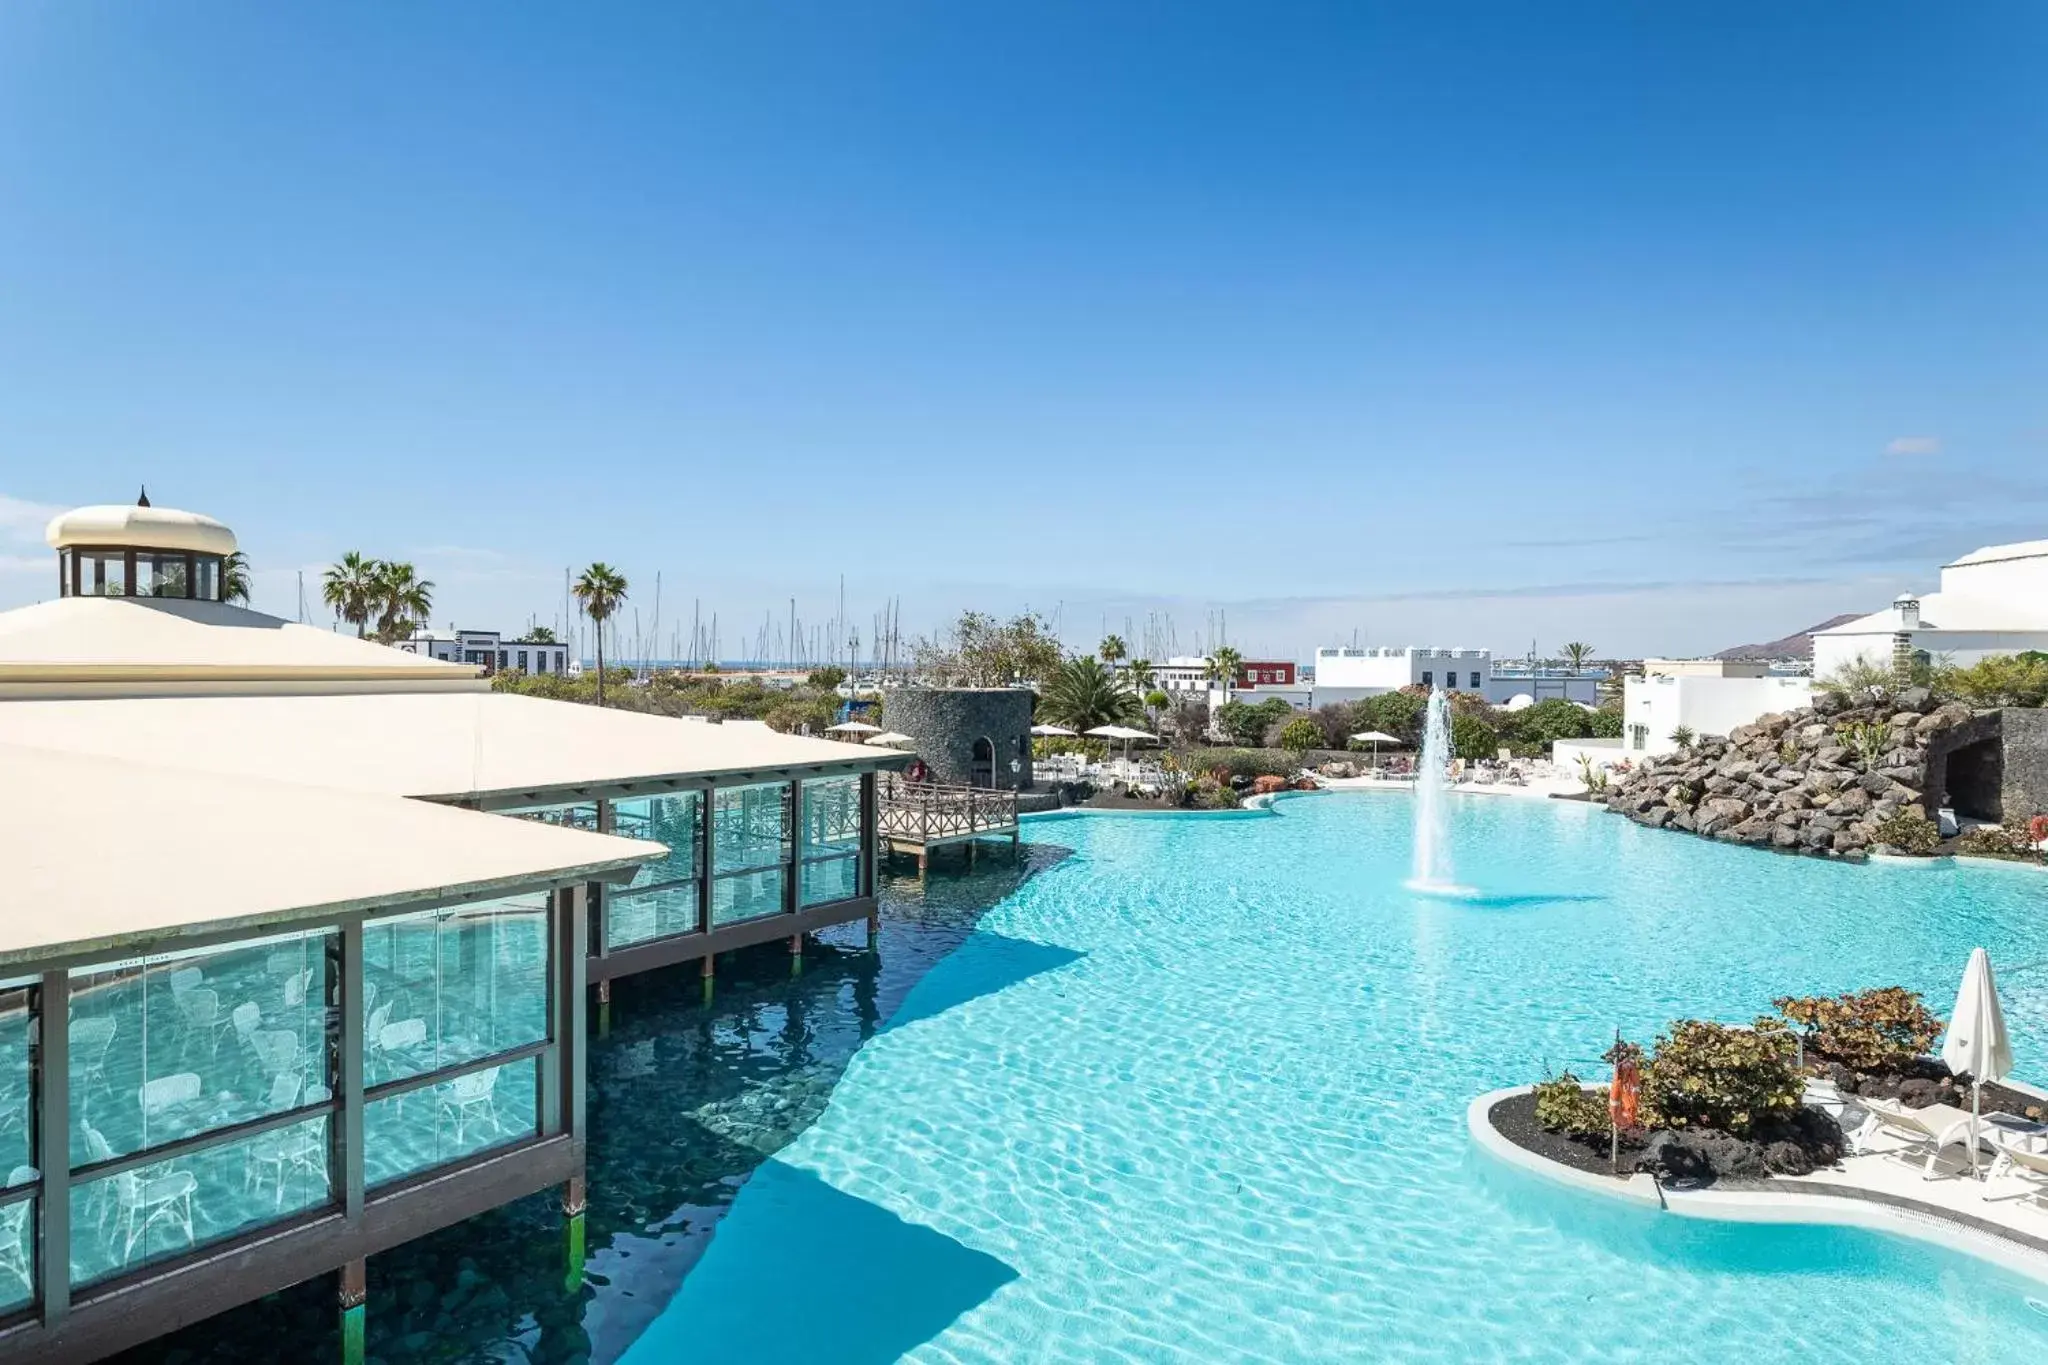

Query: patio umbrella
824;720;882;736
1030;723;1077;737
1942;947;2013;1178
866;730;915;747
1350;730;1402;764
1084;724;1157;776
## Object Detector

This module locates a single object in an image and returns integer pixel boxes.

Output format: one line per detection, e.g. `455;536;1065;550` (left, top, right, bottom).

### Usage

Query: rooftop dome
46;501;237;557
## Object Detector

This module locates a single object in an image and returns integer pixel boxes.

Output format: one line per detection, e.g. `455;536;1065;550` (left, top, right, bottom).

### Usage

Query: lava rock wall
886;687;1035;789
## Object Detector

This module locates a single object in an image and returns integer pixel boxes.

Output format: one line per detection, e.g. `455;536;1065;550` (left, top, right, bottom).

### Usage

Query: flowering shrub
1774;987;1943;1071
1639;1019;1802;1136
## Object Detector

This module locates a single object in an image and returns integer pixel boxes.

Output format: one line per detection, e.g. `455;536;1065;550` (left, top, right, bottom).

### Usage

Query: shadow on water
111;840;1071;1365
616;1160;1016;1365
1422;891;1608;910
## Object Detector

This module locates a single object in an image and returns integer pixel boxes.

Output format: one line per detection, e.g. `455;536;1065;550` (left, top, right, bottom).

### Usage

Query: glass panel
68;1113;331;1288
363;1056;539;1189
70;932;336;1167
605;884;700;949
78;550;125;597
799;778;862;860
712;869;785;926
134;552;189;598
363;894;549;1086
612;794;701;890
713;783;790;875
0;983;34;1183
194;556;221;601
800;856;859;908
507;801;598;833
0;1194;31;1312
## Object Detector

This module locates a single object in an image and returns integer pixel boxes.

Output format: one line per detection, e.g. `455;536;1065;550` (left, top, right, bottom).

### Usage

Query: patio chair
1982;1139;2048;1206
1849;1098;1983;1178
0;1169;35;1295
250;1030;303;1087
438;1067;502;1146
166;966;204;997
70;1016;117;1094
282;967;317;1012
363;1003;395;1078
108;1161;197;1263
138;1072;204;1131
173;988;231;1064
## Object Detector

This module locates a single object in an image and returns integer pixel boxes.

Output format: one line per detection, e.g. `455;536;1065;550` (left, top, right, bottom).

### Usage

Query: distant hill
1714;614;1862;662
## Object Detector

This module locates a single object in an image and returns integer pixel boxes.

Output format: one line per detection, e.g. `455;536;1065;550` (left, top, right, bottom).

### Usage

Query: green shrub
1174;747;1296;780
1774;987;1943;1072
1186;775;1240;810
1532;1073;1610;1138
1587;706;1624;740
1937;653;2048;708
1955;825;2026;859
1451;715;1498;761
1834;721;1888;770
1277;718;1323;753
1871;810;1940;855
1640;1019;1802;1136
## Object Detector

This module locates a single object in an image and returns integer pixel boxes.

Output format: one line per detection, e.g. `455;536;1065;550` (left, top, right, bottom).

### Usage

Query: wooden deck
878;776;1020;870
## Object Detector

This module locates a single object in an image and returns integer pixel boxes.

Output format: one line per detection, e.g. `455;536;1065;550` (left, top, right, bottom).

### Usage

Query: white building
1554;658;1812;772
400;628;571;677
1312;646;1603;705
1810;538;2048;680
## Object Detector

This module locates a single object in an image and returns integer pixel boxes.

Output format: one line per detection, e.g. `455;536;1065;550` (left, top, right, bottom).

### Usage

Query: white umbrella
1084;724;1157;778
825;720;882;735
1942;947;2013;1178
1350;730;1402;764
867;730;915;747
1030;723;1077;737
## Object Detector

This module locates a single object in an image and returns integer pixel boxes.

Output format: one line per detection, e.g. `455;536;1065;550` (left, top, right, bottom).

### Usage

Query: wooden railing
877;776;1019;844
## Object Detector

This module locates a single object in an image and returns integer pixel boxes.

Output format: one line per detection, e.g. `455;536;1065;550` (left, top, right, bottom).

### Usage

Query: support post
340;920;366;1223
789;933;803;978
339;1258;367;1365
700;952;715;1007
561;1174;588;1294
37;970;70;1328
595;977;612;1039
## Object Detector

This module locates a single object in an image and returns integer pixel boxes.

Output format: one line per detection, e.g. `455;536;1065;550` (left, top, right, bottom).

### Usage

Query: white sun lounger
1983;1139;2048;1204
1850;1098;1983;1178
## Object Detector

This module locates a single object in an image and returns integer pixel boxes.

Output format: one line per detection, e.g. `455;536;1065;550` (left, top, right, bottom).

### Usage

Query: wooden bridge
878;775;1020;872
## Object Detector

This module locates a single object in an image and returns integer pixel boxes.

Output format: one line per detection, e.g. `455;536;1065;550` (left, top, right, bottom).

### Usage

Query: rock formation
1600;688;1978;857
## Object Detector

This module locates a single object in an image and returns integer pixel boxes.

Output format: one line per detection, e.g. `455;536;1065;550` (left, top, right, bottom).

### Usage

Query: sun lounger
1983;1138;2048;1204
1850;1098;1983;1177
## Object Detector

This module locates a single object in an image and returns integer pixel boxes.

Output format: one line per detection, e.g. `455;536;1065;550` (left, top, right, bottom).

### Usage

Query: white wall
1813;629;2048;680
1620;674;1814;757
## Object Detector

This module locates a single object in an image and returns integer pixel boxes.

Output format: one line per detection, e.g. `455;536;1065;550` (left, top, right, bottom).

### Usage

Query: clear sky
2;3;2042;661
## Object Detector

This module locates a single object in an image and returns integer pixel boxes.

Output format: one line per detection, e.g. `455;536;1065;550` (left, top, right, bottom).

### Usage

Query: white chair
282;967;316;1012
0;1172;34;1296
380;1018;428;1055
363;1003;395;1079
438;1068;501;1146
1849;1098;1984;1178
250;1030;303;1087
138;1072;203;1125
166;966;204;997
70;1017;117;1093
1983;1139;2048;1206
173;988;231;1063
108;1163;197;1262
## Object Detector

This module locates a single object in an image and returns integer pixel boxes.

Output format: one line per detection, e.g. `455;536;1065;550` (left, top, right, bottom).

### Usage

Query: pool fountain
1406;687;1474;896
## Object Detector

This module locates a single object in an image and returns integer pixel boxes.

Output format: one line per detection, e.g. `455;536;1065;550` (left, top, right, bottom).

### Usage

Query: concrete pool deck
1317;772;1589;801
1470;1084;2048;1286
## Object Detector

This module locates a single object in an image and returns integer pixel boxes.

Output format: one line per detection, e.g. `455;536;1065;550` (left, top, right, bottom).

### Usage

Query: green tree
1513;697;1595;747
1278;717;1322;755
1587;705;1624;739
1098;634;1127;666
807;665;849;690
1039;656;1142;731
1126;657;1156;693
1144;688;1171;714
220;551;252;606
573;562;630;706
1937;653;2048;708
1208;646;1243;700
321;551;380;636
913;611;1063;687
1353;690;1428;744
1560;642;1594;673
1451;714;1499;762
369;561;434;643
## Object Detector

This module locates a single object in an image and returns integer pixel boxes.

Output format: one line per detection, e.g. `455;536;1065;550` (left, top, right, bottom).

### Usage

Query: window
517;651;528;673
712;783;791;926
362;893;549;1089
1470;672;1481;689
134;552;190;598
73;550;127;597
194;556;221;602
799;777;863;907
1421;671;1433;686
0;981;34;1315
606;793;703;948
497;650;508;670
1630;723;1649;751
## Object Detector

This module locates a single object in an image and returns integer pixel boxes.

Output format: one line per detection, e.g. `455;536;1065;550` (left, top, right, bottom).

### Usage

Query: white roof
1814;591;2048;637
1945;539;2048;569
0;689;906;806
46;502;237;556
0;596;483;695
0;741;662;968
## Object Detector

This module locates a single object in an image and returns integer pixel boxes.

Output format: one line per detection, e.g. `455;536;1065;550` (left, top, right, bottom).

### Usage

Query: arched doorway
970;736;994;788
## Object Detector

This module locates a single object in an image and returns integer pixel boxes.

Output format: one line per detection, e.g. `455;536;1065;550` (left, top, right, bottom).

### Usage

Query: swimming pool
624;791;2048;1363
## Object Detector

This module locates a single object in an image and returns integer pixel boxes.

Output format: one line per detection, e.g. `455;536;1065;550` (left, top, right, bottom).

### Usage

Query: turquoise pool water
625;792;2048;1363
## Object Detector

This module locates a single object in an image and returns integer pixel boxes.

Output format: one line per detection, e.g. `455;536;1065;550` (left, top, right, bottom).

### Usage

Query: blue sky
2;3;2042;659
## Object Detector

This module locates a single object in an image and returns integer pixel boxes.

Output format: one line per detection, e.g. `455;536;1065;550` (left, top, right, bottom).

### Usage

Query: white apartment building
399;628;571;677
1554;659;1812;771
1811;538;2048;679
1312;646;1603;705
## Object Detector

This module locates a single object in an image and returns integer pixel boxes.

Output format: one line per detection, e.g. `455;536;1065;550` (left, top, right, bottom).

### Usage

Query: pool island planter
1467;1085;2048;1286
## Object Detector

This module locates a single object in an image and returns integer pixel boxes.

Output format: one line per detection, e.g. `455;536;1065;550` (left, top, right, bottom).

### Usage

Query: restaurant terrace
0;500;908;1361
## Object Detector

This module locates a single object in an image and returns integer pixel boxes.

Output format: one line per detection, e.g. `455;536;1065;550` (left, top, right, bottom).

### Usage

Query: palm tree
370;562;434;643
573;563;629;705
221;552;251;606
1561;641;1594;674
1669;725;1697;752
1039;656;1142;732
1208;646;1243;702
1126;657;1156;694
1098;634;1127;666
322;551;380;636
518;624;559;644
